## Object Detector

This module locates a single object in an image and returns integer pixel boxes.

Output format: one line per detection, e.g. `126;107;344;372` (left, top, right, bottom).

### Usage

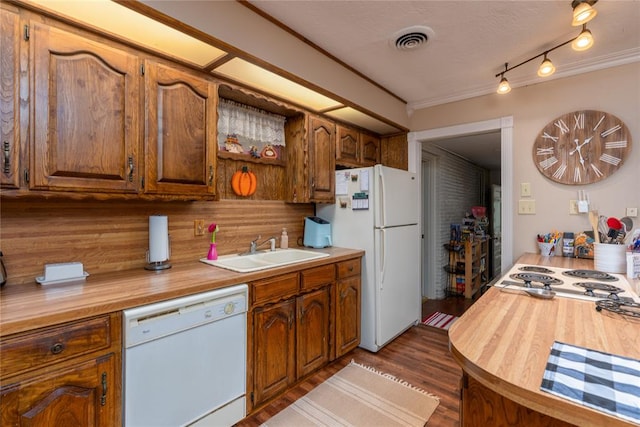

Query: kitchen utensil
588;211;600;244
499;282;556;299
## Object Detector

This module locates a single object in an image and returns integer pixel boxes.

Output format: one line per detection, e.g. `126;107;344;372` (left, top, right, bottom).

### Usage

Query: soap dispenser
280;228;289;249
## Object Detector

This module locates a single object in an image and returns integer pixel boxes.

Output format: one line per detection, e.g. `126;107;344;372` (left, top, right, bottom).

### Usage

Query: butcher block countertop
449;253;640;427
0;247;363;337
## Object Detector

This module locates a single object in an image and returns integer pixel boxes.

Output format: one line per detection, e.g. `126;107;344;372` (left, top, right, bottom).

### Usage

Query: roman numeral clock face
533;110;632;185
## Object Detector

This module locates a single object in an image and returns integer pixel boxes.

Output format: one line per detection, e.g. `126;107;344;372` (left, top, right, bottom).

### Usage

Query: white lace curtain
217;99;286;150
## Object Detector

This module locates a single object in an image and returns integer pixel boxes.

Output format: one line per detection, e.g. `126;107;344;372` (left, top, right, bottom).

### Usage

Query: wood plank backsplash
0;199;313;285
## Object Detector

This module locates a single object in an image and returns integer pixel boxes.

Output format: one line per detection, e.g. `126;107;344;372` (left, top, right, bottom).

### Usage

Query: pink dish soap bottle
280;228;288;249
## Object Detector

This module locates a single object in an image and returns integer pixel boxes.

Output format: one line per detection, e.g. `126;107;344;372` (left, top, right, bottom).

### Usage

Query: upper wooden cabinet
285;114;335;203
0;7;21;189
381;133;408;171
143;61;217;198
30;22;140;193
336;125;380;168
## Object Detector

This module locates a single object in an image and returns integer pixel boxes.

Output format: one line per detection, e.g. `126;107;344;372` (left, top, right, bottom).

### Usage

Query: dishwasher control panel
123;284;248;348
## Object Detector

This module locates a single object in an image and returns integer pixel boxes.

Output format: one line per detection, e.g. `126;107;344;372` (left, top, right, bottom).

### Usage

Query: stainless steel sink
200;249;330;273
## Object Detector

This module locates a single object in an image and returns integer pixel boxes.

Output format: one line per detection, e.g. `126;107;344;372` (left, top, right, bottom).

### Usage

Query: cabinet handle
101;372;107;406
289;312;294;328
3;141;10;174
340;290;347;300
50;342;65;354
311;177;315;189
127;156;134;182
208;165;214;186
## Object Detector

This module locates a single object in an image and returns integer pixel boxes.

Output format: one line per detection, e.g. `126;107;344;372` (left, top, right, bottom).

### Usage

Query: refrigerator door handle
378;168;385;226
379;229;386;287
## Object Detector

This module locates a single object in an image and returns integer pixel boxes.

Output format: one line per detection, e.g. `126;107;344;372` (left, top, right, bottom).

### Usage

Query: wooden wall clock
532;110;632;185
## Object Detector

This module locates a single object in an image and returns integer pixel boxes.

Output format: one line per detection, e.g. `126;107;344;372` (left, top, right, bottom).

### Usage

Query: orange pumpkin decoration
231;166;257;196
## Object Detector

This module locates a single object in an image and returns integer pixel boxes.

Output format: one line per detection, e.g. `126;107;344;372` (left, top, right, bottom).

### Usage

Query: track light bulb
497;76;511;94
537;56;556;77
572;25;594;51
572;1;598;26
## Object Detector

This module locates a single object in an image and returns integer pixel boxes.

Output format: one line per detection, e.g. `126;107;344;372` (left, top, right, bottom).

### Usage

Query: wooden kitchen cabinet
0;313;122;426
252;298;296;407
336;125;380;168
334;258;361;358
381;133;409;170
0;6;21;189
249;264;336;410
143;60;217;198
285;114;335;203
29;22;140;193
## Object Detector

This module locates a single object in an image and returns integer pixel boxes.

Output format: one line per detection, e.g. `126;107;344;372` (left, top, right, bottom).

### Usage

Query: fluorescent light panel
325;107;400;135
28;0;227;67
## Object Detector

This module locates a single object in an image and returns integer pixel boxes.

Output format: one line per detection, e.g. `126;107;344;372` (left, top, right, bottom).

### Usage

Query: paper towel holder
145;215;172;271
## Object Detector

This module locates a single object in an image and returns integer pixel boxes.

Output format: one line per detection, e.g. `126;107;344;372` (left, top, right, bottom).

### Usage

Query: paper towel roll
149;215;169;263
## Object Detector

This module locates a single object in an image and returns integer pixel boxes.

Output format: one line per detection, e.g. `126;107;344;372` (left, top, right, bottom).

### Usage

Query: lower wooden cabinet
296;287;330;378
253;299;296;406
0;313;122;427
248;257;361;412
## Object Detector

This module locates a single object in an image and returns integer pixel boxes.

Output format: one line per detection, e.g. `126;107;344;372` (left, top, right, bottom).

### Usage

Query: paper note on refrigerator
336;171;349;195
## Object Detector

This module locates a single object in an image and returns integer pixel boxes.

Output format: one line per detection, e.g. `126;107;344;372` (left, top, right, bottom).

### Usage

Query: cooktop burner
595;300;640;319
509;273;563;287
562;269;618;281
573;282;624;300
518;266;554;274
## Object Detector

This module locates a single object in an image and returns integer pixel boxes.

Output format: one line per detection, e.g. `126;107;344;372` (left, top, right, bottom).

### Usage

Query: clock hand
569;139;587;170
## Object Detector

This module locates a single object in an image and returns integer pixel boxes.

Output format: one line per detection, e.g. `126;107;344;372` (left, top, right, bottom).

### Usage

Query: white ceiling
244;0;640;171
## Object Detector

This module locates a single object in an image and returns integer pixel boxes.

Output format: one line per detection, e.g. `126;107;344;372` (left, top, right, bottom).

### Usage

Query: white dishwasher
123;284;247;427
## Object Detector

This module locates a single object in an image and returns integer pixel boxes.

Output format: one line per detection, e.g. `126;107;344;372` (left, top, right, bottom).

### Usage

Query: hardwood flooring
238;297;473;427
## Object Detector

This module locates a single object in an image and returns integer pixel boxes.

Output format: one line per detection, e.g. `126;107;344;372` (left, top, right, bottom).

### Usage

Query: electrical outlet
569;200;579;215
518;199;536;215
520;182;531;197
627;207;638;217
194;219;205;236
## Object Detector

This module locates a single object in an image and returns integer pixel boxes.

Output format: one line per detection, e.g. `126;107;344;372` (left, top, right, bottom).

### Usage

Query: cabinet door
30;23;140;193
308;116;335;203
253;299;296;406
360;132;381;166
0;353;118;426
144;61;217;197
335;276;361;357
336;125;359;166
0;7;21;189
296;287;330;378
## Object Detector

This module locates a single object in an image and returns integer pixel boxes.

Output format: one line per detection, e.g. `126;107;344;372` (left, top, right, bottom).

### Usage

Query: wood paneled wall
0;199;313;285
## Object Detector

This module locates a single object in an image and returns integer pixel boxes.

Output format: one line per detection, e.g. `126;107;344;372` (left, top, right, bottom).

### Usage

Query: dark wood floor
238;297;474;426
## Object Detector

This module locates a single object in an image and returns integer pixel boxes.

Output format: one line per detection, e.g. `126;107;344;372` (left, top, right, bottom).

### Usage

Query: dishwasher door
123;285;247;427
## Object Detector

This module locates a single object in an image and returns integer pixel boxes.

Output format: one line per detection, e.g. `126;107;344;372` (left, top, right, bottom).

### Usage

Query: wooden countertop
0;247;364;337
448;253;640;427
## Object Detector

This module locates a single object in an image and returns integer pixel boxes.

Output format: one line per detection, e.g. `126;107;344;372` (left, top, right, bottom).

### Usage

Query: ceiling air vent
391;26;435;51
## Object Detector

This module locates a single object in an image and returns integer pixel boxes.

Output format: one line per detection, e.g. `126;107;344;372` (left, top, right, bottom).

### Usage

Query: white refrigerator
318;165;421;352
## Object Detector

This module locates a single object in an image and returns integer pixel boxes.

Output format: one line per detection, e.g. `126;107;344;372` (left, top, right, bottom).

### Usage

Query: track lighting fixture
571;0;598;26
572;24;594;51
537;54;556;77
496;1;598;94
496;64;511;94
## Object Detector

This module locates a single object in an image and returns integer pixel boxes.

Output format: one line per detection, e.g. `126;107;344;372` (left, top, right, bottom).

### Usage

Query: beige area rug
261;361;439;427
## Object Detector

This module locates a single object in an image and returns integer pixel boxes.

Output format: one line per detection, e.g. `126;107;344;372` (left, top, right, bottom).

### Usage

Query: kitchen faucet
248;235;276;254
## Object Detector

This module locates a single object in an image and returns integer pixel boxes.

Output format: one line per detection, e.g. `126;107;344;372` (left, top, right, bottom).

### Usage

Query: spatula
588;210;600;243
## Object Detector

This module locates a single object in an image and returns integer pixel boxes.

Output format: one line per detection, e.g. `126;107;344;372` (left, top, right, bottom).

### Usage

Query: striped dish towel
541;341;640;424
422;312;458;330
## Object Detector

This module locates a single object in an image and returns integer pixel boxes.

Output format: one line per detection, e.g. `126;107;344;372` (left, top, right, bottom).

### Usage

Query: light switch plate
627;207;638;217
520;182;531;197
569;200;579;215
518;199;536;214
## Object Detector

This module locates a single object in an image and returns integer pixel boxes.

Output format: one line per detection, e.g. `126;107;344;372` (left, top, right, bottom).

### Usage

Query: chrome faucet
249;235;276;254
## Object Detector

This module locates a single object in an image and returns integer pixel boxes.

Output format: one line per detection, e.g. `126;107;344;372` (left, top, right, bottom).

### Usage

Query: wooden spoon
588;210;600;243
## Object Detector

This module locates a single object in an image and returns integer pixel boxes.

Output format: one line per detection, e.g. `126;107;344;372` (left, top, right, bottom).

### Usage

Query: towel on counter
541;341;640;424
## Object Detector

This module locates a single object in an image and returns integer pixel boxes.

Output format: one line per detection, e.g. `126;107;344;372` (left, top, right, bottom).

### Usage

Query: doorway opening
409;117;513;301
